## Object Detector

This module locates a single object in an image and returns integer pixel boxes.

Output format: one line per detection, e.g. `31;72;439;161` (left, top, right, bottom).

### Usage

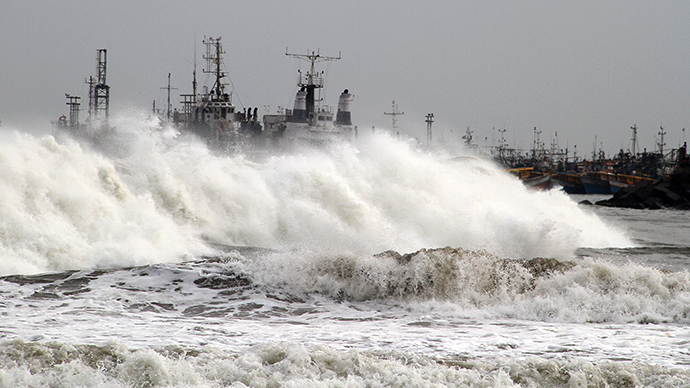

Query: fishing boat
552;172;586;194
609;173;654;193
524;173;553;190
508;167;553;190
580;172;612;194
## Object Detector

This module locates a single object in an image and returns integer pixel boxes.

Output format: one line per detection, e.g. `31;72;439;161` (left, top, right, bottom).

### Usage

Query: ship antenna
425;113;434;145
160;73;178;121
203;36;227;98
193;34;198;99
384;100;404;130
286;48;341;122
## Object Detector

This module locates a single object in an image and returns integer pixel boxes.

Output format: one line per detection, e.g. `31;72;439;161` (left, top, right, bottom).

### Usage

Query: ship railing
298;74;324;87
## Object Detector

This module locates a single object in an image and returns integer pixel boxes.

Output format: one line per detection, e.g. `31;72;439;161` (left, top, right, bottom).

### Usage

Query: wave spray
0;112;630;275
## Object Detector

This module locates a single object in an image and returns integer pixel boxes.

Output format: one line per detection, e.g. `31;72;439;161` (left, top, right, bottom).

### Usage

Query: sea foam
0;111;630;275
1;339;688;388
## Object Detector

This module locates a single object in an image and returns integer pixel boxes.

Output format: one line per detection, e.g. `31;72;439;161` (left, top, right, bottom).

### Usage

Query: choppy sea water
1;114;689;387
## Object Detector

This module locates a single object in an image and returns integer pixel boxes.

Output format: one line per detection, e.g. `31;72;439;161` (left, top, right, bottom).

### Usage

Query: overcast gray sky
2;1;689;157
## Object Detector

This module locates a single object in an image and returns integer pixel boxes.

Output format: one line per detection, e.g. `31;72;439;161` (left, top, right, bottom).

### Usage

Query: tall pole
161;73;178;121
384;100;404;130
532;126;542;159
85;76;94;122
425;113;434;145
93;49;110;122
658;124;666;157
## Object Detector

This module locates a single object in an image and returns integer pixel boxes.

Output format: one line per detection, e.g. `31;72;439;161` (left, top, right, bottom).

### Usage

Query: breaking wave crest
0;111;630;276
1;340;688;388
237;247;690;324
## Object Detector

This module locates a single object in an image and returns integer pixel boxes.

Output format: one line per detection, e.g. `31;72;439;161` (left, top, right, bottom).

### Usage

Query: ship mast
203;36;227;100
93;49;110;123
179;39;198;123
286;49;341;123
384;100;404;131
425;113;434;145
84;49;110;126
160;73;177;121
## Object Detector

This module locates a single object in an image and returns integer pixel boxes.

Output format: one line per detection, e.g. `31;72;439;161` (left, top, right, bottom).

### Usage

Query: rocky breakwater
595;169;690;210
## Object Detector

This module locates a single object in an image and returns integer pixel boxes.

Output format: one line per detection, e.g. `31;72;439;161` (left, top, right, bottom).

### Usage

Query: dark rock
643;197;664;210
595;170;690;210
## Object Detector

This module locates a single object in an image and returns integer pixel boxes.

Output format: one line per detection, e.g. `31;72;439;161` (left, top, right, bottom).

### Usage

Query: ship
172;36;263;150
263;50;355;147
174;41;355;149
53;40;356;152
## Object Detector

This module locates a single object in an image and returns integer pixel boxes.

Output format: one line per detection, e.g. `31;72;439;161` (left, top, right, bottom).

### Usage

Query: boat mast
286;49;341;123
93;49;110;123
384;100;404;131
204;36;227;100
179;39;198;123
425;113;434;145
193;36;198;99
160;73;177;121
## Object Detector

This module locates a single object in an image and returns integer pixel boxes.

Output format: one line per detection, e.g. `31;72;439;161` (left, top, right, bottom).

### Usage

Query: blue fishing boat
552;172;586;194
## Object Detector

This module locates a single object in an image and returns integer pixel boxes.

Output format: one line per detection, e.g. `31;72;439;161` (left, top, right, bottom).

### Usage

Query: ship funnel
291;88;308;123
336;89;352;126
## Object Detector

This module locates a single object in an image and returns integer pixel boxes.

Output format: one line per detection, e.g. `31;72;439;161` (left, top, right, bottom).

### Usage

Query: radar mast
286;49;341;123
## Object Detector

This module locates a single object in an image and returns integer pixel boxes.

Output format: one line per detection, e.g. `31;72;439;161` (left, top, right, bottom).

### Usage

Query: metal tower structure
85;49;110;124
203;36;228;99
384;100;404;130
65;94;81;127
658;124;666;156
425;113;434;144
630;124;638;156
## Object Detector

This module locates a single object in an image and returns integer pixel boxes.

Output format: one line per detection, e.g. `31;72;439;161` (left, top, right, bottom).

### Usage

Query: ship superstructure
277;50;355;146
174;36;263;149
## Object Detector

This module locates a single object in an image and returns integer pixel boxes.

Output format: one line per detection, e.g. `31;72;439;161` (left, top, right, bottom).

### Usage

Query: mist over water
0;111;631;276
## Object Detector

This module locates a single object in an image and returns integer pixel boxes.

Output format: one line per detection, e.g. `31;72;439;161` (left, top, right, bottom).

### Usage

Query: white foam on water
1;340;688;387
235;247;690;324
0;110;631;275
